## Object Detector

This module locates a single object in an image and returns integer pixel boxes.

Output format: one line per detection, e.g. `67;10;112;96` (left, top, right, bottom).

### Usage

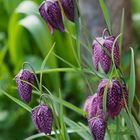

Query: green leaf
39;43;56;94
64;117;92;140
103;68;114;115
0;46;8;63
32;88;86;116
74;0;81;65
0;89;32;112
24;128;84;140
99;0;112;33
15;0;38;15
52;94;86;116
119;8;125;56
111;33;122;77
59;89;70;140
128;48;135;111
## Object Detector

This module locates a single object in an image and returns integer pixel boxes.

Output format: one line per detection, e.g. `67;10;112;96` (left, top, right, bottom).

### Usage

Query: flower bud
15;69;34;103
97;79;122;118
32;104;53;134
88;117;106;140
39;0;64;33
60;0;74;22
92;30;120;73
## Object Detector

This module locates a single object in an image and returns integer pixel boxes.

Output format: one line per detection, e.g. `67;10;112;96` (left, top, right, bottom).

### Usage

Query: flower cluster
39;0;75;33
84;79;128;140
15;66;53;135
84;29;128;140
15;0;76;134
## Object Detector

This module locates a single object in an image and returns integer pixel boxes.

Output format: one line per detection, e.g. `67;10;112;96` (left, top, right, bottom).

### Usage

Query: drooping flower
88;116;106;140
92;29;120;73
39;0;64;33
60;0;74;22
84;93;98;118
15;69;34;103
97;79;122;119
32;104;53;134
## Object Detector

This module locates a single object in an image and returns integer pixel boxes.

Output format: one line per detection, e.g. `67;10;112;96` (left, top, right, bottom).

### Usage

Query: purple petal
61;0;74;22
15;69;34;103
92;38;103;70
88;117;106;140
39;0;64;33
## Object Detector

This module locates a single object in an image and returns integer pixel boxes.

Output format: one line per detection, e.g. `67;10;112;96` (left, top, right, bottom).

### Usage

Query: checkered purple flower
32;104;53;134
60;0;74;22
39;0;64;33
15;69;34;103
88;116;106;140
92;35;120;73
97;79;122;119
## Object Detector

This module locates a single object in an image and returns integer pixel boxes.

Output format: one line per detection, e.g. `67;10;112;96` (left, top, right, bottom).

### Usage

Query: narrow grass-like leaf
99;0;112;34
111;33;122;77
36;67;98;78
0;89;32;112
59;89;65;139
0;46;8;62
121;109;139;139
128;48;135;111
53;95;86;116
24;133;56;140
39;43;55;94
119;8;125;56
24;129;78;140
36;68;77;74
103;67;114;115
64;117;93;140
59;89;70;140
32;86;86;116
74;0;81;63
65;29;80;66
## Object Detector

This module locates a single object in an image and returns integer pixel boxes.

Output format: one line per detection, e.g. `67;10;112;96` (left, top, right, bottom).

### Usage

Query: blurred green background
0;0;140;140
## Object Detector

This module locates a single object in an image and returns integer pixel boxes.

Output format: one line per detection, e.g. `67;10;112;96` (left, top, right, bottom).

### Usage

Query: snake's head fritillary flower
92;29;120;73
60;0;74;22
32;104;53;134
15;69;34;103
39;0;64;33
88;117;106;140
97;79;122;119
84;93;98;118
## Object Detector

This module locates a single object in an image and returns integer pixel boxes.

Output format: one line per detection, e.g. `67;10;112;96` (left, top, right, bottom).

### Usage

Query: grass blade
99;0;112;33
128;48;135;111
0;89;32;112
74;0;81;63
39;43;56;94
119;8;125;56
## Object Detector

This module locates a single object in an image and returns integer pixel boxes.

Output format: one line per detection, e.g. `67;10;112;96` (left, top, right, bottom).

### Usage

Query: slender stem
22;62;40;92
102;28;111;39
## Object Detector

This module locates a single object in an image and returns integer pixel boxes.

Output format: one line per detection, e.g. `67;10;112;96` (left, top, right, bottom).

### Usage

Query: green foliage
0;0;140;140
128;48;135;111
